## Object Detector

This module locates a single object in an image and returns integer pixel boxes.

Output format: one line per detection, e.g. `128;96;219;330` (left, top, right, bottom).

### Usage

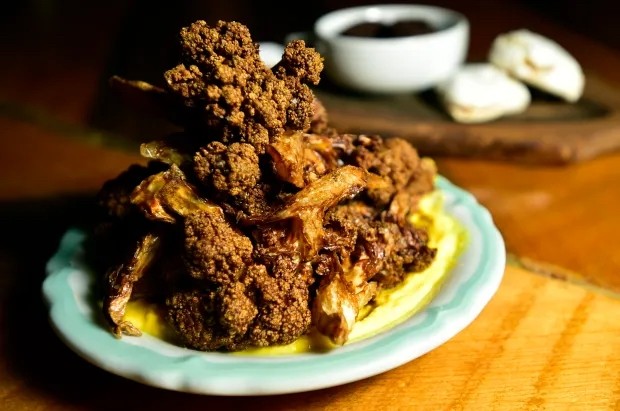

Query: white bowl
314;4;469;94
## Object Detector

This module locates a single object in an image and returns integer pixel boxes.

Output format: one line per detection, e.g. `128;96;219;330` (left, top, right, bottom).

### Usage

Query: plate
42;175;505;396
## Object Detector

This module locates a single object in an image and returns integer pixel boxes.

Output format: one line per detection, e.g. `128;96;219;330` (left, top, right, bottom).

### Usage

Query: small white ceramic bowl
313;4;469;94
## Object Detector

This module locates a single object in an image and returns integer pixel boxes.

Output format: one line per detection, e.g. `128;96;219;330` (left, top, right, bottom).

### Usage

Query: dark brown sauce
340;19;436;38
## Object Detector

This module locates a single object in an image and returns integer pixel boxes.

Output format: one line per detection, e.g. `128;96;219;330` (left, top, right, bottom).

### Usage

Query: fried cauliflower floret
166;287;251;351
323;202;436;288
193;141;272;217
183;209;254;284
163;20;323;152
166;262;313;351
272;40;324;131
99;19;441;352
273;40;323;85
338;134;436;219
243;262;313;347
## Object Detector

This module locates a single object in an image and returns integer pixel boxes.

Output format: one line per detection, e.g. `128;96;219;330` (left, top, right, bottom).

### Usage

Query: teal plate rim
42;175;506;396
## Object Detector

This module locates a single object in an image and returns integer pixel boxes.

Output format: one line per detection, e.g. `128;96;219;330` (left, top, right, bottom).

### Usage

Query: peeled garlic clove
488;29;584;102
436;63;531;123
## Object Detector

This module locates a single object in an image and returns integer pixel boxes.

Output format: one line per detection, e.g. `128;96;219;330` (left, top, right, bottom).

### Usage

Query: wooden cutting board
315;72;620;165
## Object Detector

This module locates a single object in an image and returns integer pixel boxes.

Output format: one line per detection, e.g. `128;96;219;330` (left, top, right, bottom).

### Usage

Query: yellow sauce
124;190;467;354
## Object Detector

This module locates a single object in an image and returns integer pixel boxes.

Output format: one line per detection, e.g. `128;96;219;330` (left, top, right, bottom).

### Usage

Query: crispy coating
166;262;313;351
164;20;323;152
183;209;254;284
337;134;435;218
193;141;260;195
324;201;436;288
192;141;272;217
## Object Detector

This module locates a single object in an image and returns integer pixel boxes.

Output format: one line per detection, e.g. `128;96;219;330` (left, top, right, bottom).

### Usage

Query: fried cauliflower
95;19;438;351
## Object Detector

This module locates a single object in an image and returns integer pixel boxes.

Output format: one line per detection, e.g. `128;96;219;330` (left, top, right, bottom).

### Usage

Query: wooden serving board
315;72;620;165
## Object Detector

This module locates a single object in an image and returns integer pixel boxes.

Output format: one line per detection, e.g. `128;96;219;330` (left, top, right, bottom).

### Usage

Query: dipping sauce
340;19;436;38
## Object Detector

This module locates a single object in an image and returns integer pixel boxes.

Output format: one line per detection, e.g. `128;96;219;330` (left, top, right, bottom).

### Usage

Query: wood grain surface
435;153;620;294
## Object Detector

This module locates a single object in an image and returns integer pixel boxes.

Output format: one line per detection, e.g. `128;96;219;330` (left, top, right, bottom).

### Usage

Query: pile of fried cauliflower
94;20;438;352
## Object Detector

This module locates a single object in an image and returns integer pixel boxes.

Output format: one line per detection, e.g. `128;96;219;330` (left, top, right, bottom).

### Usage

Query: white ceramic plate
42;175;505;396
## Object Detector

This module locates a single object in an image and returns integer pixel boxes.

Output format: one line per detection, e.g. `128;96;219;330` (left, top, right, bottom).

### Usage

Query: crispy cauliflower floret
183;209;254;284
243;263;313;347
166;287;250;351
273;40;323;85
273;40;324;131
193;141;261;196
166;262;313;351
193;141;272;217
163;20;324;152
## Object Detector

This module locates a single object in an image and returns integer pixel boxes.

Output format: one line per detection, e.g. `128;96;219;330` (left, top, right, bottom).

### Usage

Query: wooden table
1;1;619;410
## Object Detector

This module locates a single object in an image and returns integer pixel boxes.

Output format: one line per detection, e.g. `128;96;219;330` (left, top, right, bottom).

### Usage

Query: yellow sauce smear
124;190;467;355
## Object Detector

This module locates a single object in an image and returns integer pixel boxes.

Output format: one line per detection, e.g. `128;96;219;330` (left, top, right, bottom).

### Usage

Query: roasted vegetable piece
266;130;342;188
248;165;369;258
311;193;436;344
130;164;221;223
103;233;162;337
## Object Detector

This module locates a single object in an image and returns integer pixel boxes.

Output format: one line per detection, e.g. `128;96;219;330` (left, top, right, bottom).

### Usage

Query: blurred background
1;0;619;148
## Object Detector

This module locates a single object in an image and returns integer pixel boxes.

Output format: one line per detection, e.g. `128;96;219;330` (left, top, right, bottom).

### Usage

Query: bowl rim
314;3;469;42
